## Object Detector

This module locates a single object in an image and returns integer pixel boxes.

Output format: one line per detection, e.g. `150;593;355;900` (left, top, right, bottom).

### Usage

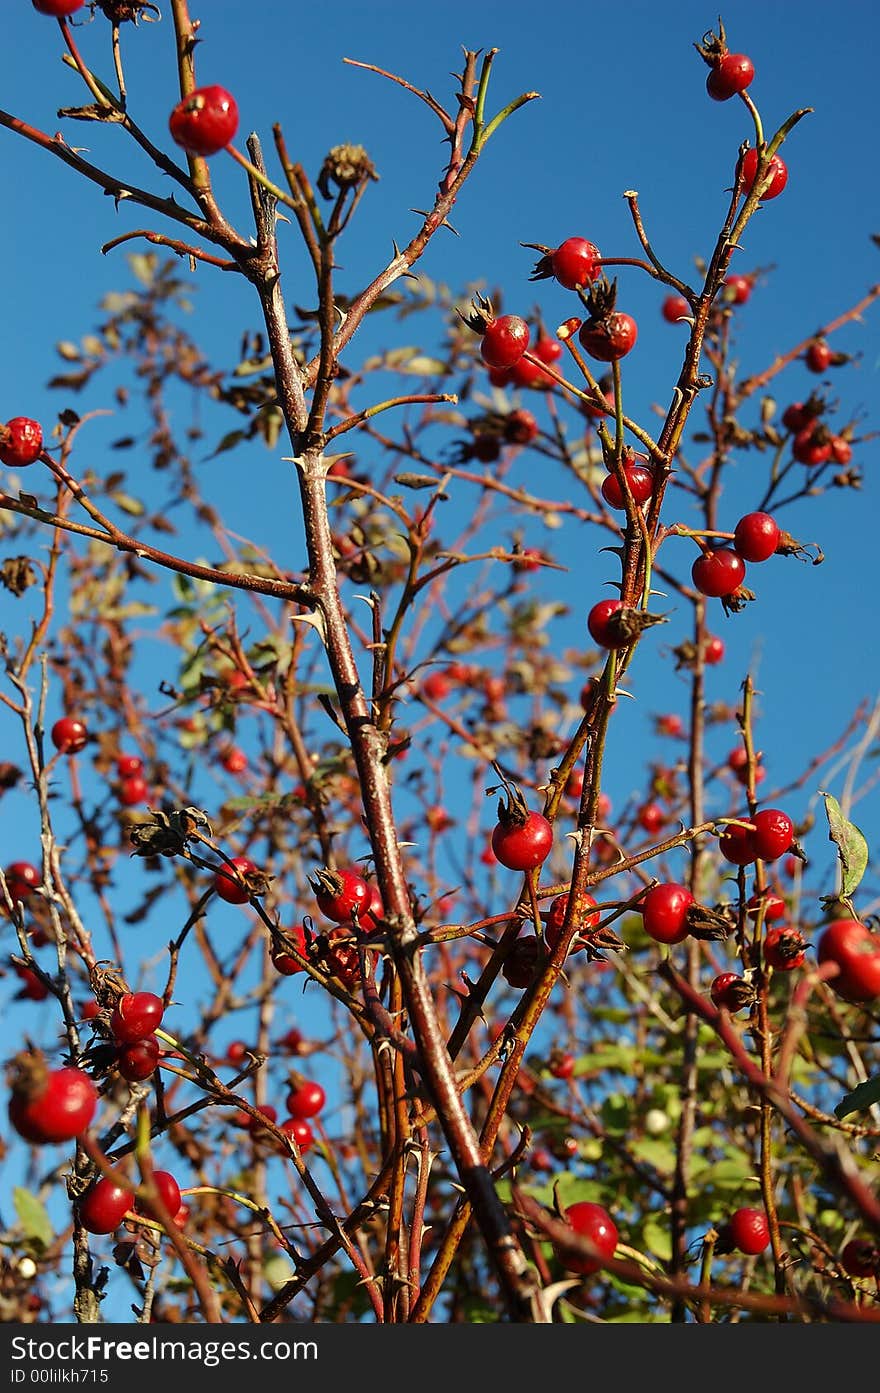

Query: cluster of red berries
690;510;782;604
79;1169;184;1237
108;991;165;1083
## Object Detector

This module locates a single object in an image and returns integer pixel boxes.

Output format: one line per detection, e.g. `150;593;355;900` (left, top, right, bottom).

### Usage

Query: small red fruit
718;822;757;867
549;1051;576;1080
750;809;794;862
544;891;600;953
0;417;43;467
840;1239;880;1279
727;1207;770;1255
762;925;808;971
221;747;248;775
661;294;690;323
136;1170;181;1222
32;0;84;13
213;856;259;905
579;311;638;362
600;464;654;510
816;919;880;1003
480;316;531;370
8;1061;97;1144
271;923;308;975
119;775;149;807
706;52;755;101
733;512;780;563
560;1201;619;1275
421;671;451;702
13;964;49;1001
782;402;812;433
285;1081;326;1119
739;148;788;201
4;861;41;904
710;973;751;1012
109;992;165;1044
641;883;695;945
505;408;540;444
79;1177;134;1235
491;809;553;872
792;425;832;467
637;802;665;836
805;339;832;373
226;1041;249;1065
279;1116;314;1153
116;1036;160;1082
587;598;628;650
703;635;725;665
747;891;786;922
50;717;88;755
691;548;746;598
723;274;753;305
550;238;602;291
501;935;540;988
312;867;371;924
115;754;143;778
169;85;239;157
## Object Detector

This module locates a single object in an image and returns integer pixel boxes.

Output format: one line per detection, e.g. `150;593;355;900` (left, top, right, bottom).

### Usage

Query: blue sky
1;0;879;1319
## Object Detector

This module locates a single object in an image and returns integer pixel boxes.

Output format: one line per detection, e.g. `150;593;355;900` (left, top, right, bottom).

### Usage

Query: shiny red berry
313;867;371;924
51;717;88;754
816;919;880;1003
601;464;654;510
560;1201;619;1275
491;811;553;872
213;856;259;905
638;802;665;835
840;1239;880;1278
119;775;149;807
587;598;628;650
733;512;780;563
109;992;164;1044
115;754;143;778
480;316;531;370
279;1116;314;1153
544;891;600;953
641;883;695;945
703;635;725;665
728;1207;770;1255
285;1081;326;1119
9;1063;97;1144
691;548;746;598
763;925;807;971
792;425;832;466
116;1036;160;1082
718;822;757;866
578;311;638;362
169;85;239;157
0;417;43;467
221;747;248;774
739;148;788;200
661;294;690;323
550;238;602;291
805;339;832;373
32;0;84;13
4;861;41;904
723;274;753;304
136;1171;181;1222
706;53;755;101
751;809;794;862
549;1051;576;1080
747;891;786;922
79;1176;135;1235
271;923;308;975
710;973;750;1012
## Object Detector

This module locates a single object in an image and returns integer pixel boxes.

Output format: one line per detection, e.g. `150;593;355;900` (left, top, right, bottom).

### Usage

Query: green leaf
821;791;869;898
834;1074;880;1120
13;1188;53;1250
641;1217;673;1263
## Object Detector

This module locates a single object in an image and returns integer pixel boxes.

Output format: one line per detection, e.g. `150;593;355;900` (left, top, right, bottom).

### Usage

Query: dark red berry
13;964;49;1001
723;274;753;304
638;802;665;835
213;856;259;905
587;598;628;650
601;464;654;510
271;923;308;975
782;402;812;433
221;747;248;774
805;339;832;373
136;1171;181;1222
119;775;149;807
661;294;690;323
544;891;600;953
505;409;539;444
0;417;43;467
116;1036;160;1082
763;925;807;971
750;809;794;862
550;238;602;291
691;548;746;598
312;867;371;924
79;1176;135;1235
480;316;531;370
32;0;84;13
4;861;41;905
560;1201;619;1275
718;822;757;866
728;1207;770;1255
706;53;755;101
279;1116;314;1153
710;973;751;1012
792;425;832;466
549;1051;576;1080
501;935;540;988
641;883;695;945
739;148;788;200
816;919;880;1003
747;891;786;922
109;992;164;1044
51;717;88;755
169;85;239;157
578;311;638;362
492;811;553;872
840;1240;880;1278
115;754;143;778
733;512;780;563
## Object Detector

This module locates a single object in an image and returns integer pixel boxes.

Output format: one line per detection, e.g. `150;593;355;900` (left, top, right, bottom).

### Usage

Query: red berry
747;891;786;922
661;294;690;323
136;1171;181;1222
816;919;880;1003
4;861;41;905
119;775;149;807
840;1240;880;1278
544;891;600;953
550;238;602;291
587;598;628;650
782;402;811;433
79;1176;135;1235
600;464;654;510
718;822;757;866
491;811;553;872
79;998;100;1022
578;311;638;362
739;148;788;201
221;747;248;775
805;340;832;373
703;635;725;665
312;867;371;924
50;717;88;755
115;754;143;778
213;856;258;905
560;1201;619;1275
480;316;531;370
763;925;807;971
226;1040;249;1065
116;1036;160;1082
285;1081;326;1119
9;1063;97;1144
32;0;84;13
549;1051;576;1080
637;802;665;835
830;436;853;465
279;1116;314;1153
0;417;43;467
691;548;746;598
501;935;540;988
271;923;308;975
723;274;753;305
510;336;561;389
641;883;695;945
169;85;239;157
706;52;754;101
505;409;540;444
733;512;780;563
727;747;764;787
792;425;832;467
728;1207;770;1255
421;671;451;701
13;964;49;1001
109;992;164;1044
710;973;750;1012
750;809;794;862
